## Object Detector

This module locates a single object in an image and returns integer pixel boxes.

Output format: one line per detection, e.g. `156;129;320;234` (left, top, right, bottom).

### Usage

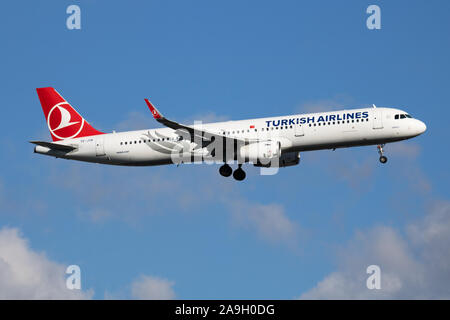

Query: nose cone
416;120;427;135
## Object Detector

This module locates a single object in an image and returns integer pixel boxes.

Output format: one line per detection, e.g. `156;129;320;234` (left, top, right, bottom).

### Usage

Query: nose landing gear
377;144;388;164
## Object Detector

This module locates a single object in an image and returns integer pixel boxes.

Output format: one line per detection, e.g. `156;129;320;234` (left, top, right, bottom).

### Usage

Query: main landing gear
377;144;388;164
219;163;232;177
219;164;246;181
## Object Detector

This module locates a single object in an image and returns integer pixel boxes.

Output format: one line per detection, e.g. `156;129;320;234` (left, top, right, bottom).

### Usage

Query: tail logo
47;102;85;139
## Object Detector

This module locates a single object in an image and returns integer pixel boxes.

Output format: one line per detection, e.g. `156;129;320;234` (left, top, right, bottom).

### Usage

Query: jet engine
278;151;300;167
239;140;280;165
252;150;300;168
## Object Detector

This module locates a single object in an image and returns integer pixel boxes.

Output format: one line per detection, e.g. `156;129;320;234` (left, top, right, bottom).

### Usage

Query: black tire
379;156;388;164
233;168;246;181
219;164;232;177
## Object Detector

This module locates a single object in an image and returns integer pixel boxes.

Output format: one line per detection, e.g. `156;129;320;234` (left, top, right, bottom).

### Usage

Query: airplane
31;87;427;181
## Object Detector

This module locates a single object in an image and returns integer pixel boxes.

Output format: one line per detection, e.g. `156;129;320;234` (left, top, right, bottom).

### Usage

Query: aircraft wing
144;99;249;150
29;141;77;152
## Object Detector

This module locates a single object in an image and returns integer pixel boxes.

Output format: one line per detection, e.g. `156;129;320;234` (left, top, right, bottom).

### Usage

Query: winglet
145;99;163;119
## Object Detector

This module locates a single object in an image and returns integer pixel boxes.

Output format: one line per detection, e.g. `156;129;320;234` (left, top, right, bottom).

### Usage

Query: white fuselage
34;107;426;166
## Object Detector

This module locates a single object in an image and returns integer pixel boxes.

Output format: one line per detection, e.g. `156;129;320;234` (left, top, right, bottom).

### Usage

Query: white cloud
49;161;300;247
296;95;355;114
131;275;176;300
299;200;450;299
328;155;374;190
181;112;230;125
115;111;155;132
0;227;93;299
77;207;112;223
114;110;229;132
389;142;421;160
230;201;298;245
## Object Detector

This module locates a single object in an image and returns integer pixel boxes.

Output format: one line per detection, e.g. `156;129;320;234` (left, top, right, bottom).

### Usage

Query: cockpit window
395;113;413;120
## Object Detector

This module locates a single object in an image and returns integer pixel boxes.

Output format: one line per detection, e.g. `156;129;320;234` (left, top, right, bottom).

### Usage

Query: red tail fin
36;87;104;141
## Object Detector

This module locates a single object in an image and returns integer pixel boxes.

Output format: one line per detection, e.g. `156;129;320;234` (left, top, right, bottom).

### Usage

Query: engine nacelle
253;151;300;168
239;140;280;165
278;151;300;167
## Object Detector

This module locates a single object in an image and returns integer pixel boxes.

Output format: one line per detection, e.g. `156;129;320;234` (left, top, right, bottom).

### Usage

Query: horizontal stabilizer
29;141;76;152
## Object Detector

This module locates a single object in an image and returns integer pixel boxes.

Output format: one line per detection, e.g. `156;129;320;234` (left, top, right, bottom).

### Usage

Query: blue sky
0;1;449;299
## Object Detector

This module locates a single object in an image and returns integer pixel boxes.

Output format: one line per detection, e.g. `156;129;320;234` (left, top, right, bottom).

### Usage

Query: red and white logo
47;102;85;140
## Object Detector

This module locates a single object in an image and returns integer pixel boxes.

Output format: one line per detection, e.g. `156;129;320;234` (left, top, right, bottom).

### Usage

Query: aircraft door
95;136;105;156
372;109;383;129
295;123;305;137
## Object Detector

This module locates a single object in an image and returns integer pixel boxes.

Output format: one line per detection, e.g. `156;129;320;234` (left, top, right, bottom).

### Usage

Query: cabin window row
223;126;294;135
120;118;372;144
120;137;180;145
222;118;370;134
309;118;369;126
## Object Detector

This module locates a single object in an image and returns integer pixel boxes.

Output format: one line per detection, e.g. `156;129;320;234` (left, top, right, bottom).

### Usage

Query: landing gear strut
233;164;246;181
219;164;232;177
377;144;388;164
